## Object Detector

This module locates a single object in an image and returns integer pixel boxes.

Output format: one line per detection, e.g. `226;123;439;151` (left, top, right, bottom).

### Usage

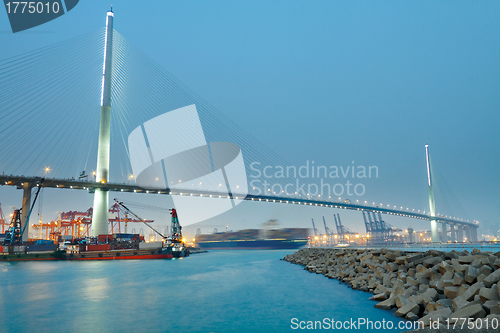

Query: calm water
0;251;409;332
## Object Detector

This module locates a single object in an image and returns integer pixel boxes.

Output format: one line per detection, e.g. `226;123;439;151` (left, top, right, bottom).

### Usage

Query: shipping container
13;245;26;253
87;244;110;252
139;241;162;250
28;244;58;252
35;239;54;245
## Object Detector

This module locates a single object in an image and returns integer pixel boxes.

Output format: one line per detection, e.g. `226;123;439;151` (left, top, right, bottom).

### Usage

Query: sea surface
0;250;413;333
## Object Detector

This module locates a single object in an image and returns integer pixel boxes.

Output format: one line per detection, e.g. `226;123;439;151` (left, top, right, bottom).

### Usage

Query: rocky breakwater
283;248;500;328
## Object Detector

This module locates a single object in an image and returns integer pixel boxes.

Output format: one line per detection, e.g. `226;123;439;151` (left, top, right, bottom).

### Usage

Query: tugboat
112;200;189;258
163;208;189;258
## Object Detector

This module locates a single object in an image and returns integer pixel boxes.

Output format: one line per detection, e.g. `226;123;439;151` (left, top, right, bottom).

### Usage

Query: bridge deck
0;175;477;228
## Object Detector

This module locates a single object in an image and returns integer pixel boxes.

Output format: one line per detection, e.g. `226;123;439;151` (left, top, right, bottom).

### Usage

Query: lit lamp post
45;167;50;177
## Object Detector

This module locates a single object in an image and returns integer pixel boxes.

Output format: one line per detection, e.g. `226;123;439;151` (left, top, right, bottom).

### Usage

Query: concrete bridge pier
457;226;464;242
441;222;448;242
21;182;34;242
465;227;471;242
472;228;478;242
449;225;456;242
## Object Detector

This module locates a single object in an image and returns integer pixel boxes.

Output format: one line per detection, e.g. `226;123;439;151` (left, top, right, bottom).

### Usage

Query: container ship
195;227;309;250
1;200;189;262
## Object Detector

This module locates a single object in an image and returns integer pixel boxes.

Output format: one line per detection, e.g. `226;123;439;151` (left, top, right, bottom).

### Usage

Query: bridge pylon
425;144;440;242
92;9;114;237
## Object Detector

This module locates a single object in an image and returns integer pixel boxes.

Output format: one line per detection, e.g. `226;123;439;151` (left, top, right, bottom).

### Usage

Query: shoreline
283;248;500;331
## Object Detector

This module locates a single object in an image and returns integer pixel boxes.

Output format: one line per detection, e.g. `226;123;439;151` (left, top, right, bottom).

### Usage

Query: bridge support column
425;145;439;242
92;9;114;237
441;222;447;242
430;220;439;243
21;182;34;242
457;226;464;242
472;228;478;242
450;225;456;242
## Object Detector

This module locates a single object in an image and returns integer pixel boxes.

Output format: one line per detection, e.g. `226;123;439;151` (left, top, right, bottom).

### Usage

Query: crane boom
311;218;320;236
114;199;164;238
322;216;333;236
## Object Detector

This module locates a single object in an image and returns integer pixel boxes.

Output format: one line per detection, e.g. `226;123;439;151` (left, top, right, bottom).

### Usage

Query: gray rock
465;265;479;283
483;268;500;287
452;296;470;311
419;308;452;327
426;302;436;312
452;272;465;286
436;298;453;309
369;293;386;301
424;256;443;267
443;286;460;299
471;259;483;268
484;301;500;315
405;311;419;321
374;297;396;310
477;273;487;283
462;281;485;301
479;265;493;277
478;284;500;302
395;295;407;308
438;261;453;275
406;254;424;264
447;303;486;322
394;301;419;317
459;255;475;264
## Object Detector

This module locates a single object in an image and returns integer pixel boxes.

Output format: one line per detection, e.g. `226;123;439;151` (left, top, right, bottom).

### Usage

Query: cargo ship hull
195;227;309;250
62;248;174;260
0;248;174;262
1;251;64;262
196;239;307;250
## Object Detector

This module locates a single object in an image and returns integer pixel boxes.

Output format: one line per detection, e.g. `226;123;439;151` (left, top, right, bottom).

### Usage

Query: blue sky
1;1;499;237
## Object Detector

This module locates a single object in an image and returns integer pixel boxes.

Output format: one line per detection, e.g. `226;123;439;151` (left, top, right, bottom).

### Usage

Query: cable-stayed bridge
0;10;478;242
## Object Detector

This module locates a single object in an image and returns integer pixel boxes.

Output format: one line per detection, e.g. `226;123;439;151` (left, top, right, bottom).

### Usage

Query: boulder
465;265;479;283
477;274;487;283
452;296;470;311
395;256;406;264
426;302;436;312
483;269;500;288
462;281;485;301
369;293;387;301
374;297;396;310
479;265;493;277
459;255;475;264
452;272;465;286
443;286;460;299
395;295;407;308
478;284;500;302
419;308;452;327
436;298;453;309
438;261;453;275
483;300;500;315
447;303;486;322
394;301;419;317
471;259;483;269
406;311;419;321
405;253;424;264
424;256;443;267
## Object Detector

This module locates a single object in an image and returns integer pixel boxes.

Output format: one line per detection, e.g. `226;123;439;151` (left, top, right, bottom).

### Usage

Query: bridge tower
91;8;114;236
425;144;440;242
